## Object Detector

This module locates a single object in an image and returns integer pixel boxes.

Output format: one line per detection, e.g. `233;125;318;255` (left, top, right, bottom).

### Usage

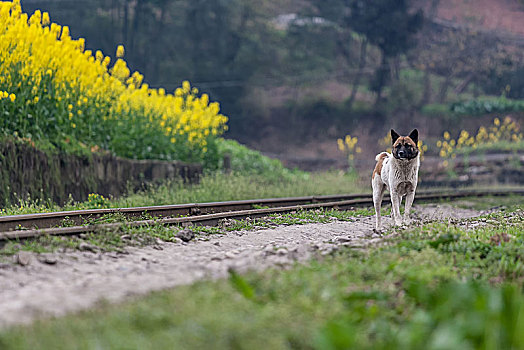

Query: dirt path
0;204;482;328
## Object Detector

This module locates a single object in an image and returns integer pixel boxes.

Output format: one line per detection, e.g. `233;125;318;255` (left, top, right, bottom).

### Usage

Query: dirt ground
0;204;482;328
437;0;524;35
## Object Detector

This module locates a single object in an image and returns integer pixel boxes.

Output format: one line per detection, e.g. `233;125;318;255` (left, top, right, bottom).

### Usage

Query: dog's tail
375;152;389;162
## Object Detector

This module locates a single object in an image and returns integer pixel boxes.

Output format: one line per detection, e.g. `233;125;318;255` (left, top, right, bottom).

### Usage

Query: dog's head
391;129;419;160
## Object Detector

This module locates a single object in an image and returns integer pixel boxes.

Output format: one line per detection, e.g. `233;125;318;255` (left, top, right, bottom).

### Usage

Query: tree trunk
453;72;475;94
129;0;143;57
428;0;440;18
420;70;432;106
374;53;389;105
150;0;169;82
123;0;129;47
438;74;452;103
347;38;368;110
391;55;400;81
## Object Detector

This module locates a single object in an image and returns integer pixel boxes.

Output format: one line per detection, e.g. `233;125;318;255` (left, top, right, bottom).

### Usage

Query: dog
372;129;420;231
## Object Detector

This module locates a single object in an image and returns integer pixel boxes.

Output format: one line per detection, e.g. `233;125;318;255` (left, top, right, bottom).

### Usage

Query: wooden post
223;154;231;174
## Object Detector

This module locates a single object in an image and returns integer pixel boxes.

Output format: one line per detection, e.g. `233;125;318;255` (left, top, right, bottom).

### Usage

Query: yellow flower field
437;117;523;166
0;1;228;162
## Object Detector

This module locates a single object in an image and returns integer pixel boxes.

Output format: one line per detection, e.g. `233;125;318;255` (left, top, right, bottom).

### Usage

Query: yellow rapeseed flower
42;11;50;26
0;1;228;157
116;44;125;58
337;138;344;151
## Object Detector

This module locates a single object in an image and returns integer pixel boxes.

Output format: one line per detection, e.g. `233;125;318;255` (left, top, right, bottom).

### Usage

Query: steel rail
0;193;374;232
0;188;522;241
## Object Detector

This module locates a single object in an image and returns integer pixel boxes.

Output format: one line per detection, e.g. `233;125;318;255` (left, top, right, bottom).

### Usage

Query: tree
411;24;522;103
348;0;423;103
308;0;423;106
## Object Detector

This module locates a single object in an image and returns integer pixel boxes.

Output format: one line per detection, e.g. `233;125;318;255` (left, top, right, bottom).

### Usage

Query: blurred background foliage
13;0;524;164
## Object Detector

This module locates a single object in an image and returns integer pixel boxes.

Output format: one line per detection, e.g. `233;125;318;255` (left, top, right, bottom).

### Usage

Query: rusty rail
0;188;522;240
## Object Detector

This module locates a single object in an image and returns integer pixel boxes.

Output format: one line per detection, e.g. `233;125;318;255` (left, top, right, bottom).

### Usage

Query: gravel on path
0;204;482;328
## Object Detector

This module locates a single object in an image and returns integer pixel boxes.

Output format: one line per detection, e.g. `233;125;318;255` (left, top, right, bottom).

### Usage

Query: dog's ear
391;129;400;144
408;129;418;145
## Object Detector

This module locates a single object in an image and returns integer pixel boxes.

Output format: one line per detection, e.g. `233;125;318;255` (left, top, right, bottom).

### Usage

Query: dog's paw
393;220;403;227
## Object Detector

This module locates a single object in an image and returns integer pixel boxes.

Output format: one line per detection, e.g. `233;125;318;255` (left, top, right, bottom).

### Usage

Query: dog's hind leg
373;184;386;231
404;190;415;224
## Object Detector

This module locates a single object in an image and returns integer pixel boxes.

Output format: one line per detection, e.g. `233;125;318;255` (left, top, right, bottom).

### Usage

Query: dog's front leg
404;191;415;224
373;184;386;231
390;191;402;226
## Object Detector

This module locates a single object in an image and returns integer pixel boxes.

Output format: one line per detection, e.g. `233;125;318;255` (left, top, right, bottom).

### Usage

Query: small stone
276;248;288;256
225;251;237;259
213;241;221;246
42;255;58;265
263;246;275;255
176;229;195;242
79;242;98;253
17;251;32;266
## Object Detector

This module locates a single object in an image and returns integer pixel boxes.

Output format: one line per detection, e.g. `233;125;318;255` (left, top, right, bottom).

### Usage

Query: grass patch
116;171;361;208
0;203;523;349
0;171;362;217
452;194;523;211
199;207;374;235
454;140;524;155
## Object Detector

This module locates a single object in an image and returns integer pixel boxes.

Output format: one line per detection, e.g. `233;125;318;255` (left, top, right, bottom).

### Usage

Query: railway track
0;188;522;241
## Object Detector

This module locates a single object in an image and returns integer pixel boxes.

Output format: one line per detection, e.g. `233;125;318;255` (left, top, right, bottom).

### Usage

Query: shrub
215;138;299;177
450;96;524;115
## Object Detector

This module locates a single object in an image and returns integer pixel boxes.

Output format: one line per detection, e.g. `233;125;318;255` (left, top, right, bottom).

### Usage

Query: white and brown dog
372;129;420;231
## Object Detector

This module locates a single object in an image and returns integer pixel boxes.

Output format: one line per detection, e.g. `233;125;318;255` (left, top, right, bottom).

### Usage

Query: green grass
0;171;363;217
451;194;523;211
454;140;524;155
450;96;524;115
0;203;523;349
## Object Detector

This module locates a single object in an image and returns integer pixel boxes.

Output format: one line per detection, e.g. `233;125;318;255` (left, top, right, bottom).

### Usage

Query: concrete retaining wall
0;140;202;205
